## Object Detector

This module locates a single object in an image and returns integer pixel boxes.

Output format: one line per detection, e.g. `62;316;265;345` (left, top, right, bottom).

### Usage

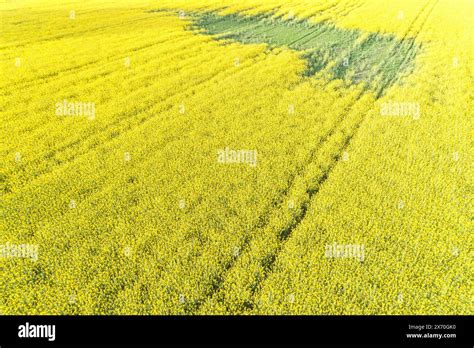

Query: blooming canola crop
0;0;471;315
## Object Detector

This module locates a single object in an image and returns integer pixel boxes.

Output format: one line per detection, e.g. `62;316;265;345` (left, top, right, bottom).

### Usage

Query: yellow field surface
0;0;472;314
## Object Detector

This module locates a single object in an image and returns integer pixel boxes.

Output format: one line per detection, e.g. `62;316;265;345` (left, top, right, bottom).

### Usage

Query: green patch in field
192;13;419;96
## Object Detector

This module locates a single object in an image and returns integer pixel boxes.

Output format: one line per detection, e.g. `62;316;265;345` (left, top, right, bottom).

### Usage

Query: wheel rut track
191;0;439;314
247;0;440;311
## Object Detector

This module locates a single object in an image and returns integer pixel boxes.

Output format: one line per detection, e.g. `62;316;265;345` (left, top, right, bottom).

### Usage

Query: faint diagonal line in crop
2;35;265;194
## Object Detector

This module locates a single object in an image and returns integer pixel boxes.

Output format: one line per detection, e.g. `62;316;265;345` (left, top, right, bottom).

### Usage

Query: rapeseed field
1;0;472;315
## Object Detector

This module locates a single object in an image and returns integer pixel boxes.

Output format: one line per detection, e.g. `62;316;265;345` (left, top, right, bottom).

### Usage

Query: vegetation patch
193;12;419;95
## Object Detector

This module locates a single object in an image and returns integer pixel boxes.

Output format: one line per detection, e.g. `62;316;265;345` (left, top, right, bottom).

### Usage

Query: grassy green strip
192;12;419;95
